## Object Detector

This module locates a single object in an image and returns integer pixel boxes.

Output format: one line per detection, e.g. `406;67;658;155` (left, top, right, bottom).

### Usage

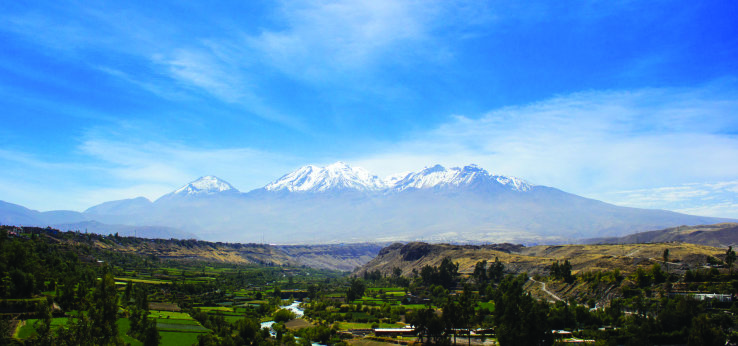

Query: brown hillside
358;241;726;277
586;223;738;248
40;230;383;271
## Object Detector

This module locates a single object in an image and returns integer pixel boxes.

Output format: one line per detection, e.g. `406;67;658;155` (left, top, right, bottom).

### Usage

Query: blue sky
1;1;737;217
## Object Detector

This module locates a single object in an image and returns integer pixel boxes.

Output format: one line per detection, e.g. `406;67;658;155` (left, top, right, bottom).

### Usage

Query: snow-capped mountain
263;162;532;194
159;176;239;200
6;161;732;244
264;162;386;192
386;164;532;192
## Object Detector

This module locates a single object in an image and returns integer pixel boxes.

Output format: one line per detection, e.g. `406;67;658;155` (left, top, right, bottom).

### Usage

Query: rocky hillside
585;223;738;248
5;226;382;271
358;241;726;277
93;237;384;271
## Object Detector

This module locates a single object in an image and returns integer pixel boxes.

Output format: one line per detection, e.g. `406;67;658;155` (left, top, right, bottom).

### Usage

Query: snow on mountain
493;175;532;192
387;164;533;192
264;162;386;192
169;176;239;196
262;162;532;193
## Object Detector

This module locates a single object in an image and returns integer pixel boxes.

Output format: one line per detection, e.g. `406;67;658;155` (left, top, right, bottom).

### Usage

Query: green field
477;301;495;311
338;322;404;329
15;317;69;339
149;310;193;319
199;306;233;312
156;322;209;332
115;277;170;284
154;318;201;325
116;318;143;346
159;331;206;346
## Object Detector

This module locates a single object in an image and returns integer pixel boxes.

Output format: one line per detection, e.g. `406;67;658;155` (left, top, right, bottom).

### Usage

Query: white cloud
0;137;301;211
249;0;433;78
78;138;298;191
353;84;738;218
594;180;738;218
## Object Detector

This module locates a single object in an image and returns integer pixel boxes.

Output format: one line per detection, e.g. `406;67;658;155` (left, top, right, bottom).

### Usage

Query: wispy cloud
0;136;300;211
78;137;298;190
1;3;307;130
248;1;434;79
353;83;738;218
597;181;738;218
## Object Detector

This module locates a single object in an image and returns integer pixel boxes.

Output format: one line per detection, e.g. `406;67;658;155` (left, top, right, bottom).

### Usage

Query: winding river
259;300;305;332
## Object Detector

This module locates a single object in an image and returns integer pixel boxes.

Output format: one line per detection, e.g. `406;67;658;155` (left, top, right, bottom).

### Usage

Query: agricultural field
3;226;738;345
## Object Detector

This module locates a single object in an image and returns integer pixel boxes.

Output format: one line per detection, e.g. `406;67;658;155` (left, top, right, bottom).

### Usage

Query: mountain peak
264;162;385;192
172;175;238;196
388;164;532;192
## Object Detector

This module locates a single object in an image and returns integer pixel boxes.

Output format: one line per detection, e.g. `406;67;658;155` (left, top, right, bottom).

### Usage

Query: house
373;327;417;337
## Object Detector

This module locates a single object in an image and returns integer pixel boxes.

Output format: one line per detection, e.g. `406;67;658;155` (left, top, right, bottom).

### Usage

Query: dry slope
586;222;738;248
357;241;726;277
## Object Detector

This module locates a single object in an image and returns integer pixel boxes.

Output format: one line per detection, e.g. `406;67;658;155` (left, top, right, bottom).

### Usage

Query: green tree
33;300;54;346
493;274;552;346
443;300;463;344
473;260;488;286
142;322;161;346
407;307;446;344
688;314;725;346
726;246;736;275
346;278;366;302
274;308;296;323
663;248;670;273
89;267;123;345
488;257;505;282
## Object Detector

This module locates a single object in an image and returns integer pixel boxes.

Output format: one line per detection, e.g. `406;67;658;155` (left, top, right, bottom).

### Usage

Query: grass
15;317;69;339
477;302;495;311
156;322;209;332
154;318;201;325
159;331;207;346
401;304;435;309
199;306;233;312
115;277;169;284
117;318;143;346
149;310;193;320
338;322;404;330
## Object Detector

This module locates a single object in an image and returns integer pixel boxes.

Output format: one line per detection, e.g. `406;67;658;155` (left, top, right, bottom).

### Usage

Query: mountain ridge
1;162;734;244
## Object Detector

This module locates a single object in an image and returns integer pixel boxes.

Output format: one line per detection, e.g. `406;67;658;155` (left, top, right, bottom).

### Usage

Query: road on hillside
529;277;563;302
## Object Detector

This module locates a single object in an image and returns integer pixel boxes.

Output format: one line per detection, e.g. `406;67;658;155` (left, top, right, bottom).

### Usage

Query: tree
438;257;459;289
346;278;366;302
488;257;505;282
443;300;463;344
142;323;161;346
726;246;736;275
662;248;670;273
473;260;488;287
550;260;573;283
274;308;296;323
493;274;552;346
89;267;123;345
129;284;158;345
688;314;725;346
33;300;54;346
124;280;133;304
407;307;446;344
0;317;11;345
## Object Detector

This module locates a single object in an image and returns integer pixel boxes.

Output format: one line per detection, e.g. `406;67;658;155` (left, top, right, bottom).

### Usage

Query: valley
3;224;738;345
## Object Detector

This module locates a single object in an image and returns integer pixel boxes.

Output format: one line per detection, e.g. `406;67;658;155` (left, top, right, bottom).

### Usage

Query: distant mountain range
0;162;733;244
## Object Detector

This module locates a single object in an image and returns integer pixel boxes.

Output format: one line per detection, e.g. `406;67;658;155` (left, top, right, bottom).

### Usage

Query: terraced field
148;310;209;345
